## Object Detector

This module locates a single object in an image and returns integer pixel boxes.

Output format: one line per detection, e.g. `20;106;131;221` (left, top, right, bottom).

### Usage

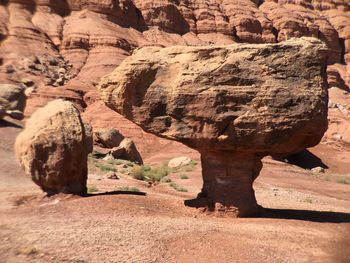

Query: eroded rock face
0;83;26;120
99;38;329;216
0;0;349;160
15;99;92;195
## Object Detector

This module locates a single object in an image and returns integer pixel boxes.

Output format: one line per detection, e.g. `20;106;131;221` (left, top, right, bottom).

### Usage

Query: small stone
105;172;120;180
334;134;343;140
168;156;192;169
311;167;325;173
48;56;58;66
44;78;54;85
328;101;337;109
55;77;64;86
29;56;40;64
5;64;15;73
58;68;66;75
21;78;35;87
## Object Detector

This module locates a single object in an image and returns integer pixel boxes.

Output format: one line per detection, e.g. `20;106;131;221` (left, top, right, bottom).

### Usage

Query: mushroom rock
15;99;93;195
99;37;329;217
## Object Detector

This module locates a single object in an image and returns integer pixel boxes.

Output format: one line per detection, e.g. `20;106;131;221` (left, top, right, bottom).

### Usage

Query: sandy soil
0;117;349;263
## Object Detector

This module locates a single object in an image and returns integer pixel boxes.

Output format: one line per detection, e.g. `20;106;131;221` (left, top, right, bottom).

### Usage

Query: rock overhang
99;37;329;155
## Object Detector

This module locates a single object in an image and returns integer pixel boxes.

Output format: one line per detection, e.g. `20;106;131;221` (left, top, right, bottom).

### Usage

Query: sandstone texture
15;99;92;195
99;38;328;216
168;156;192;169
94;128;125;148
0;83;26;120
93;127;143;164
0;0;349;159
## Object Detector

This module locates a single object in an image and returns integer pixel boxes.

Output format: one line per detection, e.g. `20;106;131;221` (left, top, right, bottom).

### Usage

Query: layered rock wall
0;0;350;156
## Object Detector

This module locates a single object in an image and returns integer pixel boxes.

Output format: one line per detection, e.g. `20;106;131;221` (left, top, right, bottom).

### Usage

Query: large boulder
0;84;26;120
99;37;329;217
94;128;125;148
15;99;93;195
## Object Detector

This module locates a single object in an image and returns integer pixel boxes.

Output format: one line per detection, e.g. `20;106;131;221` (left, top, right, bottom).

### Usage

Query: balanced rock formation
15;99;93;195
0;83;26;120
99;38;328;217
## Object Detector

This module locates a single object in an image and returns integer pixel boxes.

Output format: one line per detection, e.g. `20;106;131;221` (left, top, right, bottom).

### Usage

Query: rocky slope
0;0;349;160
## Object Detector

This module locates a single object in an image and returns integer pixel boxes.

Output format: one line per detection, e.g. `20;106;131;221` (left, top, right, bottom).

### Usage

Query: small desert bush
118;186;140;192
95;162;117;172
132;164;169;182
336;178;350;185
169;182;188;192
170;159;198;173
304;197;313;204
87;185;98;193
160;176;172;183
131;165;145;180
180;175;189;179
107;159;124;165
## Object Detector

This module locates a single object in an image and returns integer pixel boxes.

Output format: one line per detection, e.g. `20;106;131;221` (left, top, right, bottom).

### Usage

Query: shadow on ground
86;190;147;197
285;149;329;170
262;208;350;223
0;119;22;129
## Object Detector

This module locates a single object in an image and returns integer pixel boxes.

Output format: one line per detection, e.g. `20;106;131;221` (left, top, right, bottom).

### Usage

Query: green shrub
95;162;117;172
169;182;188;192
160;176;172;183
132;164;169;182
87;185;98;193
107;159;124;165
304;197;313;203
180;175;189;179
144;164;169;182
131;165;145;180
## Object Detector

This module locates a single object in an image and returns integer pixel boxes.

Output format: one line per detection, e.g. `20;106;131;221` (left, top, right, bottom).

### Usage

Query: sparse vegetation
95;162;117;172
131;165;145;180
171;159;198;173
169;182;188;192
180;175;189;179
118;186;140;192
119;168;127;174
87;185;98;193
304;197;313;204
108;159;124;165
160;176;172;183
131;159;198;183
131;163;169;182
336;178;350;185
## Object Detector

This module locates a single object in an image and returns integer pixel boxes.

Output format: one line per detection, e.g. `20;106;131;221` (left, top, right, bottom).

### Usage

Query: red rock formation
0;0;349;157
99;38;329;216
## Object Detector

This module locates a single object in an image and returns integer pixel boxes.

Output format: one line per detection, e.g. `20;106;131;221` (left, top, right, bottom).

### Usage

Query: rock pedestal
187;151;262;217
99;38;329;217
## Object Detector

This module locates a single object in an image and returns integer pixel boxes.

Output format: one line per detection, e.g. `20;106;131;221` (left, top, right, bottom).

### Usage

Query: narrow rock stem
188;150;262;217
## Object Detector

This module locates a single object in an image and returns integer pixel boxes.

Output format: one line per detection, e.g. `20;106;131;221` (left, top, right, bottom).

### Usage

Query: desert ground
1;1;350;262
1;115;349;263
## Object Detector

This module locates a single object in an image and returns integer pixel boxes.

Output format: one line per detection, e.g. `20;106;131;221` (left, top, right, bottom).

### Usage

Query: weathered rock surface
168;156;192;169
94;128;125;148
99;38;328;216
111;138;143;165
15;99;92;195
0;83;26;120
0;0;349;160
